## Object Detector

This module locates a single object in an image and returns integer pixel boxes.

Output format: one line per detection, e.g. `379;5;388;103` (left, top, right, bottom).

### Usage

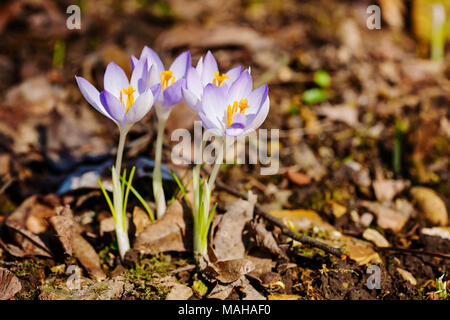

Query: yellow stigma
212;72;229;87
120;84;136;113
238;98;249;114
160;70;175;91
226;99;248;127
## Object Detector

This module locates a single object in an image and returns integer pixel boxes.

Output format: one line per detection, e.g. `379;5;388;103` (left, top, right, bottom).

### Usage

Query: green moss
125;255;173;300
11;258;44;278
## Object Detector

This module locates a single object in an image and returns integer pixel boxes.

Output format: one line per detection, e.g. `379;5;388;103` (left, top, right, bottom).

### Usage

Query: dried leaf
132;206;151;235
72;233;106;281
0;268;22;300
205;259;255;284
134;200;191;254
166;283;193;300
212;192;257;261
249;220;286;258
360;200;411;232
49;205;74;255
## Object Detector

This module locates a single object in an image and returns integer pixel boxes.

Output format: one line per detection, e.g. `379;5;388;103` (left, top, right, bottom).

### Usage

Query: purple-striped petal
75;76;112;120
225;113;247;136
100;90;126;123
245;95;270;133
161;78;185;106
130;58;149;95
103;62;129;99
140;46;165;75
131;55;139;70
150;83;161;103
169;51;191;80
247;83;268;114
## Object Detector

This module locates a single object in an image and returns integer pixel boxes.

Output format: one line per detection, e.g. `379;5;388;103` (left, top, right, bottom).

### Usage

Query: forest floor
0;0;449;300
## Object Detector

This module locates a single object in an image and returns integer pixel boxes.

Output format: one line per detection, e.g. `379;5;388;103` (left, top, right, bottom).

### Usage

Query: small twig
0;177;15;195
213;179;345;258
375;246;450;260
169;264;196;274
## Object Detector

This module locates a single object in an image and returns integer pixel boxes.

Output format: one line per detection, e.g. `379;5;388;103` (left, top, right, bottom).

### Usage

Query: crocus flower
197;70;269;137
132;47;191;109
182;51;243;111
75;59;160;131
131;47;191;218
75;59;160;260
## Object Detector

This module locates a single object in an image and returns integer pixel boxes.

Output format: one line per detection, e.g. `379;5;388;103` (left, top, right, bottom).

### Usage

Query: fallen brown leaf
0;267;22;300
72;233;106;281
134;200;191;255
212;192;257;261
49;205;74;255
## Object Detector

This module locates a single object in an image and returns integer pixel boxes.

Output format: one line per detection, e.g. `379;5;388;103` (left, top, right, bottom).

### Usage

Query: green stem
153;106;170;219
113;128;130;260
207;136;224;190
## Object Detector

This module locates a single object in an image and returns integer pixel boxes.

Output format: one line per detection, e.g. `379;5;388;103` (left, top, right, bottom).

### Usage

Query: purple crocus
75;59;160;129
182;51;243;112
197;70;269;136
132;47;191;108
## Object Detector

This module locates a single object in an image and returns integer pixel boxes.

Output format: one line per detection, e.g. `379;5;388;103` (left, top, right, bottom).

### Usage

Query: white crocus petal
201;84;227;129
104;62;129;99
196;56;203;75
186;67;203;98
148;64;161;87
124;89;154;124
198;112;224;135
228;71;253;105
201;51;219;87
182;87;201;111
223;65;242;86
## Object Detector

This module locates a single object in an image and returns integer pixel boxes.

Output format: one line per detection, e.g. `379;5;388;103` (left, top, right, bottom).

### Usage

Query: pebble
411;187;448;226
421;227;450;241
396;268;417;286
360;212;374;227
362;228;390;247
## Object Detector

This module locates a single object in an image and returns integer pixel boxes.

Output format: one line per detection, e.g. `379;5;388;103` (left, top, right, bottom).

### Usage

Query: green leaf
122;166;136;229
192;279;208;297
302;88;328;104
171;170;193;210
119;172;155;221
97;178;116;224
313;70;331;88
